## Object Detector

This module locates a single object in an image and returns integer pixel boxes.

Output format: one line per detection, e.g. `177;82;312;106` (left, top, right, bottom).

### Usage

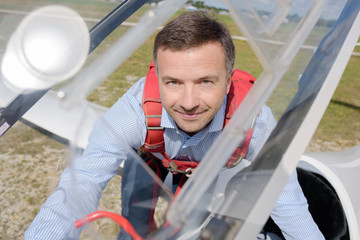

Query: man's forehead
156;43;226;66
157;41;223;54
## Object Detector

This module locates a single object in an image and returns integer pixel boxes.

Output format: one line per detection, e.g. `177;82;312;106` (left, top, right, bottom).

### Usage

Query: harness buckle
166;161;194;177
146;115;164;130
169;161;178;171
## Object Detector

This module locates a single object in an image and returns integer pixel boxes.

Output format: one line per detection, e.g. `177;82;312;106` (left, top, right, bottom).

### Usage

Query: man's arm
249;106;324;239
271;171;325;240
25;78;147;239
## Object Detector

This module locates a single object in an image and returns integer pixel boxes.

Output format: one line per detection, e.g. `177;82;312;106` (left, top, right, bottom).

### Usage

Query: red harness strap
141;62;164;152
75;211;143;240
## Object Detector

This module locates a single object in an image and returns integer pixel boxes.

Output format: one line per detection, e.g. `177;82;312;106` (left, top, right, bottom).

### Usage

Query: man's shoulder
111;77;146;106
124;77;146;98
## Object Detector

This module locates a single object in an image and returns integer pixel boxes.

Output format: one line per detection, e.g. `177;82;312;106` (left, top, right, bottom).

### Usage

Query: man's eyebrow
161;76;178;80
161;75;220;82
198;75;219;81
161;76;180;82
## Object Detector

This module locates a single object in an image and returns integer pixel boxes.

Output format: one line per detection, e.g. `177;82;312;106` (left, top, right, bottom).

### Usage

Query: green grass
312;56;360;146
0;122;64;156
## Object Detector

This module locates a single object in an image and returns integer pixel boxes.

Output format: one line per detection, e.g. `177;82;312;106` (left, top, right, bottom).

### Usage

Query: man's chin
176;121;209;136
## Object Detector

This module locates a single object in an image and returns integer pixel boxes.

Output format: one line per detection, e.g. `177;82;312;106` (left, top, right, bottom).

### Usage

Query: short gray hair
153;11;235;76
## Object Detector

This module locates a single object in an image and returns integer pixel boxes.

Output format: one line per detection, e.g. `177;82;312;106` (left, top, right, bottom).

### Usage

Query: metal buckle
146;115;164;130
166;161;194;177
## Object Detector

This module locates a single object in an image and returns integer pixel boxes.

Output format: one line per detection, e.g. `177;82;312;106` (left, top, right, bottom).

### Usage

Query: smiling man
26;11;324;240
157;42;230;135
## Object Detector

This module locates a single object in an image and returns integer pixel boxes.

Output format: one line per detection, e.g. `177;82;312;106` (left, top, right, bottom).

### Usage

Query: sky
197;0;347;20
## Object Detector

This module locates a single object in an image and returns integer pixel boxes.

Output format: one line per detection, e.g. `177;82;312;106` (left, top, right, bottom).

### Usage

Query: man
25;12;324;240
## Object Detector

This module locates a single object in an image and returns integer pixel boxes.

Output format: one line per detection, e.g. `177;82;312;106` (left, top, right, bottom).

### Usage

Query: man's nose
180;84;199;111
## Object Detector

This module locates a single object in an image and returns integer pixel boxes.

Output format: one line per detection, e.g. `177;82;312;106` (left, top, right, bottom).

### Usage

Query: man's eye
202;80;211;84
168;81;179;85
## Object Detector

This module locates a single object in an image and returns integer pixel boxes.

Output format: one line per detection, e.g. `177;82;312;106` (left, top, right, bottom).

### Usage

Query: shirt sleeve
271;171;325;240
246;105;277;162
248;106;325;239
25;78;147;239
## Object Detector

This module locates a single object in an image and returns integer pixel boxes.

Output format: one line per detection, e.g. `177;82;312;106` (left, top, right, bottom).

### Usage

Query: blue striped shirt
25;77;324;239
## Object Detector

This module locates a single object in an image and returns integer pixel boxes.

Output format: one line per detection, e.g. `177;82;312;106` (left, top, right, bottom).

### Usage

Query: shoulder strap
141;62;256;155
141;61;165;152
224;69;255;126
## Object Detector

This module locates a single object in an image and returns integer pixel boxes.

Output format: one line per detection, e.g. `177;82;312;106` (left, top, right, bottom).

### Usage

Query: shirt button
176;130;180;135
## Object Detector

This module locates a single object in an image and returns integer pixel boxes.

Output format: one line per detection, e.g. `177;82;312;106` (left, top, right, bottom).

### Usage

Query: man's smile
179;112;201;120
174;109;205;120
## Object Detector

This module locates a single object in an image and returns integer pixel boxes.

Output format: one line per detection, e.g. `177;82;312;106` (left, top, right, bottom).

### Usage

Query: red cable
75;210;143;240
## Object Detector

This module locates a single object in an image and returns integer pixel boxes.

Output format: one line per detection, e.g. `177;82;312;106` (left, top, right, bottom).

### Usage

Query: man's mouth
174;108;207;120
180;112;201;120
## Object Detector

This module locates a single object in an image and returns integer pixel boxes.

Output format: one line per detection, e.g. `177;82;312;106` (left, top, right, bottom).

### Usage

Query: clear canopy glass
0;0;357;239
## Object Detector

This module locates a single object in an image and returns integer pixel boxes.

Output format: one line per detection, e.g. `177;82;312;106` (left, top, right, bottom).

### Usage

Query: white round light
1;5;90;91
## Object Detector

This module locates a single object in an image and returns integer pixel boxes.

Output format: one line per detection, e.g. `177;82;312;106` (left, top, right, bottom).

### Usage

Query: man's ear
226;69;235;94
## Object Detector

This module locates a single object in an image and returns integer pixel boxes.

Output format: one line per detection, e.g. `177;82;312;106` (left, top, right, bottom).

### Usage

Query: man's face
157;42;232;135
